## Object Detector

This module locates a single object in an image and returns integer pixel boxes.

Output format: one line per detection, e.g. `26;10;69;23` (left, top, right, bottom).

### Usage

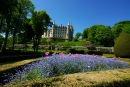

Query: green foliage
30;10;51;52
87;44;96;50
73;38;78;42
0;0;35;50
0;34;4;43
82;28;89;39
18;19;35;44
40;38;48;45
66;48;75;54
112;20;130;40
75;32;82;39
66;48;84;54
84;50;103;55
0;0;19;50
53;38;65;42
30;10;51;39
114;31;130;58
100;49;114;54
87;25;114;46
59;41;86;46
66;48;102;55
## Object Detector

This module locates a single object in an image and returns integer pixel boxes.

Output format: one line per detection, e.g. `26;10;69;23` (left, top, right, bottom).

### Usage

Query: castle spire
68;21;70;25
53;20;55;24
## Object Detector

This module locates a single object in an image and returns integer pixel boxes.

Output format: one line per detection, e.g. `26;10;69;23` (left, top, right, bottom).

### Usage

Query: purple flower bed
4;52;130;83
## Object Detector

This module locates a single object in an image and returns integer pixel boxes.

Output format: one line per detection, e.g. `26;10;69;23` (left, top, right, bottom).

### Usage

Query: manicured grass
103;54;115;58
4;68;130;87
0;58;41;72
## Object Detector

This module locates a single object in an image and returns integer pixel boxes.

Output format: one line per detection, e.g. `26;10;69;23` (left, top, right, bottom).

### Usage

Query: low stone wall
96;47;114;52
7;44;114;52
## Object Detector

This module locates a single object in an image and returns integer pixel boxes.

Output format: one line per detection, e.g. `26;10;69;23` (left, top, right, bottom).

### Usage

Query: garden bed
0;53;130;87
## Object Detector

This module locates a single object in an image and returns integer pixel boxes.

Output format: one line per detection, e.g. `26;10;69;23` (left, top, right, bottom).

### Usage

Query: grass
0;58;41;72
4;68;130;87
103;54;115;58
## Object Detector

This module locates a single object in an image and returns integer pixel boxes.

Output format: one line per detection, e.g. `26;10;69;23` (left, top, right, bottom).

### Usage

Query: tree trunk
12;15;21;50
36;39;39;52
2;20;10;51
12;28;16;50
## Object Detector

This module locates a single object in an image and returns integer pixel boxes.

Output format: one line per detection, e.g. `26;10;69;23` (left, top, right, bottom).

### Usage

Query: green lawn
0;58;41;72
103;54;115;58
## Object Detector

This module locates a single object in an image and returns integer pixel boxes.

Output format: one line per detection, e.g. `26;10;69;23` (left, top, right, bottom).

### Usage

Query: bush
66;48;76;54
84;50;103;55
100;48;114;54
87;44;96;50
114;31;130;58
66;48;84;54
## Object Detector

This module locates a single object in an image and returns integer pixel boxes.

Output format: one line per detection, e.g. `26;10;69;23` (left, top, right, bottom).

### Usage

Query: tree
0;0;18;50
87;25;98;43
112;20;130;41
88;25;114;46
0;34;4;42
11;0;34;50
0;14;6;33
0;34;4;50
82;28;89;40
75;32;82;39
94;25;114;46
30;10;51;52
18;18;35;44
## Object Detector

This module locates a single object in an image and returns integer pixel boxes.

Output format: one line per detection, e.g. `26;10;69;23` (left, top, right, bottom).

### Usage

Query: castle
42;21;74;41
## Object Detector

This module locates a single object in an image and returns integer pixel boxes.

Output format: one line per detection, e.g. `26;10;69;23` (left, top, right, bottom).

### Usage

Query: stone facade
42;21;74;41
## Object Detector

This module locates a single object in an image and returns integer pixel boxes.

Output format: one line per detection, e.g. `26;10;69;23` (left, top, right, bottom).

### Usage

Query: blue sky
31;0;130;36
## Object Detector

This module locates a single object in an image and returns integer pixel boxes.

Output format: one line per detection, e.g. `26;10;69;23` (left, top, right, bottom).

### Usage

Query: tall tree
88;25;97;43
11;0;34;50
30;10;51;52
112;20;130;41
0;14;6;33
82;28;89;40
94;25;114;46
88;25;114;46
18;18;35;44
0;0;18;50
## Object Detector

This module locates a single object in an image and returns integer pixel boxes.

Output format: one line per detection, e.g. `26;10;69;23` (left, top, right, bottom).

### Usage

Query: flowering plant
3;52;130;83
87;44;96;50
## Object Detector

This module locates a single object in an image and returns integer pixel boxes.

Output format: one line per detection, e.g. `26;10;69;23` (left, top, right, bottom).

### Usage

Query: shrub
100;48;114;54
66;48;84;54
66;48;76;54
76;49;84;54
84;50;103;55
87;44;96;50
114;31;130;58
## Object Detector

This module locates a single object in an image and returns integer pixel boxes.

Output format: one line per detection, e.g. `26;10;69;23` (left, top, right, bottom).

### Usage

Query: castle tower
50;20;55;37
66;22;70;41
70;24;74;40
